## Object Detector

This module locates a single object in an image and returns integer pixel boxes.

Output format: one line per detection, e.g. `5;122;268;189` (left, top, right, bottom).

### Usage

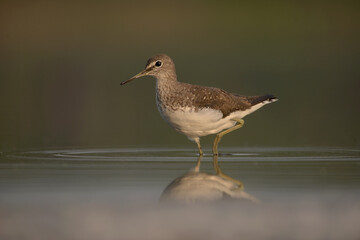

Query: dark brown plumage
156;81;276;118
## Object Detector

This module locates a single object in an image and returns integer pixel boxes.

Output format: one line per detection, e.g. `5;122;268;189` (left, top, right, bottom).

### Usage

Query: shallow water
1;147;360;239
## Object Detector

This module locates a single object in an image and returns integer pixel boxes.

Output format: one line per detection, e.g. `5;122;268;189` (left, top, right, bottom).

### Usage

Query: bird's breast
155;83;237;139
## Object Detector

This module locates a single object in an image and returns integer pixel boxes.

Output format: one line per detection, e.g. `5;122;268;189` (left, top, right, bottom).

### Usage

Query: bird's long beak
120;69;149;85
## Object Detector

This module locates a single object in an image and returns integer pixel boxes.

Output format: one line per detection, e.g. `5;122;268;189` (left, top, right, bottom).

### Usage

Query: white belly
158;107;239;140
156;99;273;141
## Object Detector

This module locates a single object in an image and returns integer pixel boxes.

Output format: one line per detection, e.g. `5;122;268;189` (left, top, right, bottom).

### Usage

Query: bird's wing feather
176;83;276;118
188;85;252;117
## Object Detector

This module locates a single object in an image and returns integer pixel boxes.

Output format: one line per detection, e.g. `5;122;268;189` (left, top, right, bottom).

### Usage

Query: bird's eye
155;61;162;67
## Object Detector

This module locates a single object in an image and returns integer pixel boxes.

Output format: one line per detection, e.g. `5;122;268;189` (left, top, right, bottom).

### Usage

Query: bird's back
160;82;276;118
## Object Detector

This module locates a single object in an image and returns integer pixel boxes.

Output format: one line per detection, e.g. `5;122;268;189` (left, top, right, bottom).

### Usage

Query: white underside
159;100;275;141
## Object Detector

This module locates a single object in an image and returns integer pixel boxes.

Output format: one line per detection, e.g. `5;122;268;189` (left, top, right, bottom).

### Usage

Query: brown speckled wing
162;82;276;118
186;85;252;118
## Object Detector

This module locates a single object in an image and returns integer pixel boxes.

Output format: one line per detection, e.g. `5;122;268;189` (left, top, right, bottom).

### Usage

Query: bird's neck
155;72;178;92
155;70;177;82
155;75;181;109
156;77;178;94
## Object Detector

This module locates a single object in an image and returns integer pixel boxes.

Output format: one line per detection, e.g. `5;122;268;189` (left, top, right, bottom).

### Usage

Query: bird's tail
248;94;278;106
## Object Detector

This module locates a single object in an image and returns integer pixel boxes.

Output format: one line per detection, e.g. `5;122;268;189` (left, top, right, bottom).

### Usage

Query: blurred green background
1;1;359;151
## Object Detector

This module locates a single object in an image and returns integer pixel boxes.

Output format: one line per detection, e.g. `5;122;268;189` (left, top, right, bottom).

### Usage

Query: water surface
1;147;359;239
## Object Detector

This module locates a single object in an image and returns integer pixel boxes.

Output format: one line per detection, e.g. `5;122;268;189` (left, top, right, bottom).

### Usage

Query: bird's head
121;54;177;85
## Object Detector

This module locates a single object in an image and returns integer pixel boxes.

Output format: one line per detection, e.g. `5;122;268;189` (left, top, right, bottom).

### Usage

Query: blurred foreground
1;147;359;239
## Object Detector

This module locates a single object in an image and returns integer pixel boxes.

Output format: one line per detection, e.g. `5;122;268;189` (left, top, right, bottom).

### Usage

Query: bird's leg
194;138;203;156
212;119;245;156
213;154;244;190
193;155;202;172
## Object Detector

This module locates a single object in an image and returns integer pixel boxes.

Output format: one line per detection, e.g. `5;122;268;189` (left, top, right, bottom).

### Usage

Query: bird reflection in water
160;155;259;204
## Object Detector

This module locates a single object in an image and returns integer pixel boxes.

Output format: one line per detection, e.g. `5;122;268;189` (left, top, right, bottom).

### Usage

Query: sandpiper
121;54;277;156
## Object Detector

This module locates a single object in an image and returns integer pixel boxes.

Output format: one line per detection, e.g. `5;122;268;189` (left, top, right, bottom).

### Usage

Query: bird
120;54;277;156
160;154;259;204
